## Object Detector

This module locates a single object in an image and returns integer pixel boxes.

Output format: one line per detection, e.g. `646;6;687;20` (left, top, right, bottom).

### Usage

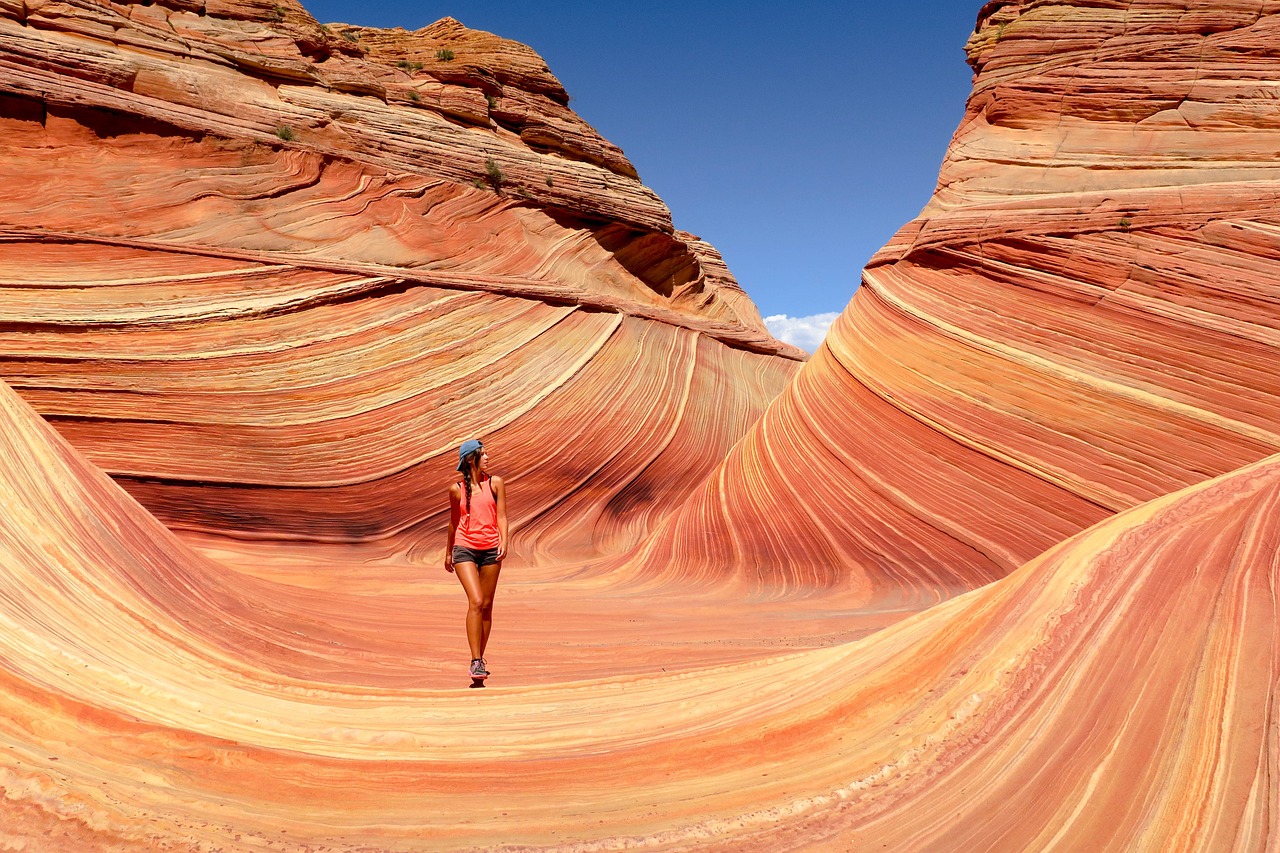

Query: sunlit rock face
0;0;803;562
625;0;1280;604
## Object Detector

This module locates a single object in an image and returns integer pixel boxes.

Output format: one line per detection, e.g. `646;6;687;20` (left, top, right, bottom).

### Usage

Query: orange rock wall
0;0;803;559
625;0;1280;603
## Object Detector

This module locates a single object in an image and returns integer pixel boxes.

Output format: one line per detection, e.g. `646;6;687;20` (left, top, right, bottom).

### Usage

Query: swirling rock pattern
2;0;1280;851
625;0;1280;603
3;359;1279;850
0;0;803;559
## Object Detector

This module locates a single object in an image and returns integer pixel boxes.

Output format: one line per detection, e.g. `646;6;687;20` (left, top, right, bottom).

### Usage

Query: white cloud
763;312;839;353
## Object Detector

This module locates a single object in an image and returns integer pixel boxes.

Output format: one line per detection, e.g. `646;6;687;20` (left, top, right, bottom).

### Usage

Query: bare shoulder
448;481;462;500
490;474;505;490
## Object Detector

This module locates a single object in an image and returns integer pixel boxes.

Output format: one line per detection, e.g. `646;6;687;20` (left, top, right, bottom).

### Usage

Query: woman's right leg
452;562;484;661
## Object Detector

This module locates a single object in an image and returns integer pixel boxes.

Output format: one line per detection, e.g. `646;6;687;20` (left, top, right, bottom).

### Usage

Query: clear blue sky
302;1;980;322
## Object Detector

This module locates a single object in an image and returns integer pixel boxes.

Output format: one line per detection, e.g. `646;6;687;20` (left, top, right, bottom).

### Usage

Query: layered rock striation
2;0;1280;851
0;0;803;560
2;356;1278;850
625;0;1280;603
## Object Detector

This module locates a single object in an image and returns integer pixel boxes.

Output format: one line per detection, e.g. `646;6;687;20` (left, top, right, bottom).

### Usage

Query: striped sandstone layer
1;0;1279;850
623;0;1280;604
2;366;1278;850
0;0;802;563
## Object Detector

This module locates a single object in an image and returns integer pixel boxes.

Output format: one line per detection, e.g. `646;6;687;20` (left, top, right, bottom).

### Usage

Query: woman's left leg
476;561;502;657
451;562;484;661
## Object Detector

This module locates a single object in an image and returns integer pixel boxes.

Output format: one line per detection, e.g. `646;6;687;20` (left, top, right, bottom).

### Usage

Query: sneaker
469;658;489;680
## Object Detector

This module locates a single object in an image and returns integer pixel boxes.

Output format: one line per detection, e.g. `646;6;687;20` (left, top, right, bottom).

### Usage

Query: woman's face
473;450;489;473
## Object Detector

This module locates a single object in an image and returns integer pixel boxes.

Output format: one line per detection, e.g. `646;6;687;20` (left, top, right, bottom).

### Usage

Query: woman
445;439;508;682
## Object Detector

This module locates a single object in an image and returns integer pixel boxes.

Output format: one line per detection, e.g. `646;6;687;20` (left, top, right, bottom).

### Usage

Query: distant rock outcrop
624;0;1280;605
0;0;803;560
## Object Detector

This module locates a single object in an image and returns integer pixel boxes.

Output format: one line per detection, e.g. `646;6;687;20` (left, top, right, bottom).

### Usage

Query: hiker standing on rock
445;439;508;684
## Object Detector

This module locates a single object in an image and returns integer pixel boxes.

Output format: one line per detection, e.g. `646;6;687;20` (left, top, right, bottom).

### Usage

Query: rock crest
0;0;801;553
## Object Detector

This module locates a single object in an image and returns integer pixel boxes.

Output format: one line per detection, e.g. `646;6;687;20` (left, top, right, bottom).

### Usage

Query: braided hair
460;450;482;512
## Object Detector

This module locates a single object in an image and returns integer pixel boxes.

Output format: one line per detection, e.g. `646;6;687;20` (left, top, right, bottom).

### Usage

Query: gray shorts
452;545;501;567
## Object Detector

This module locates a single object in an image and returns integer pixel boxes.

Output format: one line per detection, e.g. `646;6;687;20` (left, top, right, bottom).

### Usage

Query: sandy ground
182;532;922;690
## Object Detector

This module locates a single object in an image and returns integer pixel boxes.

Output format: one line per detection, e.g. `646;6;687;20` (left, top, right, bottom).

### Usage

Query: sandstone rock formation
624;0;1280;604
2;0;1280;851
0;0;803;562
2;355;1278;850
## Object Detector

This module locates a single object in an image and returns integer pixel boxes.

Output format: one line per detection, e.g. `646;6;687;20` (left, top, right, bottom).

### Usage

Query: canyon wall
0;0;803;564
622;0;1280;605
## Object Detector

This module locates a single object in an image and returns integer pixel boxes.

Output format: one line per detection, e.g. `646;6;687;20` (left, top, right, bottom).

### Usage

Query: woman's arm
492;475;509;561
445;482;462;573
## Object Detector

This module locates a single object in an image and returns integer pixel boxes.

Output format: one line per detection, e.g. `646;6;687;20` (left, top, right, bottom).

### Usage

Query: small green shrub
484;158;504;191
436;48;455;61
1119;217;1132;229
268;5;285;22
274;125;294;142
471;178;485;190
397;60;424;72
545;176;554;187
485;93;497;110
340;30;359;43
407;90;420;102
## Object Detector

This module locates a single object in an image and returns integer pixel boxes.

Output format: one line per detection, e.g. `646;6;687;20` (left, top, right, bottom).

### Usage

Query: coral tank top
456;475;500;549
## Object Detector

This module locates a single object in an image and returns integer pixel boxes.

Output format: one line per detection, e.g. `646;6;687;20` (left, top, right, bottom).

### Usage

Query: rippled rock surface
627;0;1280;605
4;352;1279;850
2;0;1280;851
0;0;802;563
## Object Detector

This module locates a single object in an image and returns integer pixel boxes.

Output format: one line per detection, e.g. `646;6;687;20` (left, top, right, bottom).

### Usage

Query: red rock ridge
622;0;1280;604
0;0;804;554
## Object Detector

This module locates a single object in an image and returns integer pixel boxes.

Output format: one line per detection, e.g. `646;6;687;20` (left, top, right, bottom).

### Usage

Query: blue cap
456;439;483;472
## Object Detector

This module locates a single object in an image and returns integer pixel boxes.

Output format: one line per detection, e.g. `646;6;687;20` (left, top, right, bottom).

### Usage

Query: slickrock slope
0;0;802;559
3;369;1278;851
626;0;1280;601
